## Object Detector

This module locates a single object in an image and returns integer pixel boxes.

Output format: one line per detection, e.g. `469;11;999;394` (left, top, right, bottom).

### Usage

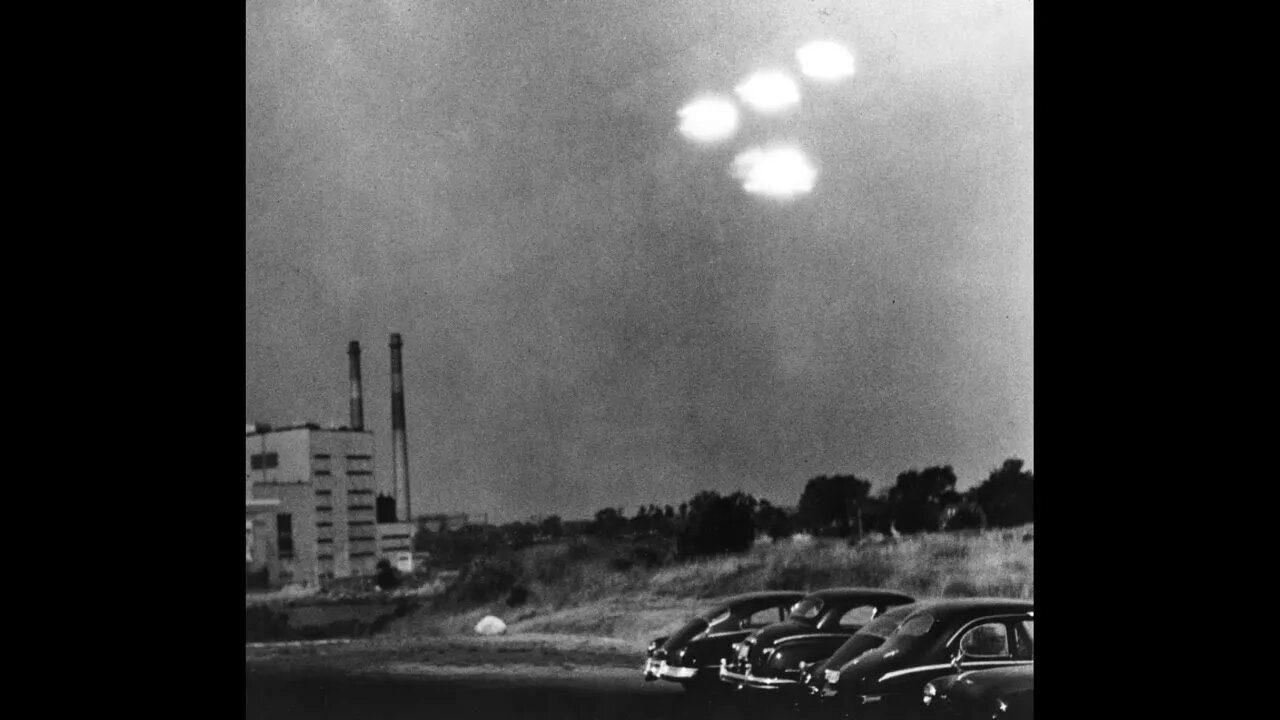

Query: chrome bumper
644;658;699;682
805;682;839;699
718;659;799;690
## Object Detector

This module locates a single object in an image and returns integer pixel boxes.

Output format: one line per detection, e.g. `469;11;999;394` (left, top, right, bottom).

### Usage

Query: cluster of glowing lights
677;95;740;145
676;39;855;199
733;70;801;114
795;41;856;82
731;146;817;200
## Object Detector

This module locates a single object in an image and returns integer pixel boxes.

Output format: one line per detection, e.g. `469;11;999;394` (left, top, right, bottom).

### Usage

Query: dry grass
383;525;1032;646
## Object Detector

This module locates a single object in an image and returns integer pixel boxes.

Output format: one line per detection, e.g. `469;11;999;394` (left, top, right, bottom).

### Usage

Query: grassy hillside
384;525;1032;647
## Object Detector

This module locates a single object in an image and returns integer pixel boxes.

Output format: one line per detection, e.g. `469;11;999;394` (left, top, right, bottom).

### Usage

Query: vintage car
643;590;807;690
923;664;1033;719
718;588;916;692
802;598;1033;717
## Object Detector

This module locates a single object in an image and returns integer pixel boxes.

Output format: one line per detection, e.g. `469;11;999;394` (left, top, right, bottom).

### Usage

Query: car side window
746;608;779;628
1013;620;1034;660
959;621;1010;658
838;605;877;629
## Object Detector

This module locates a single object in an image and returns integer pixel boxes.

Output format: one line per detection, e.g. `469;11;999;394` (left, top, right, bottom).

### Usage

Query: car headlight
995;698;1008;714
824;669;841;684
922;682;936;706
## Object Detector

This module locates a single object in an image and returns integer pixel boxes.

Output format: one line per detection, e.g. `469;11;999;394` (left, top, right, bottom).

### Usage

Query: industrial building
245;335;417;588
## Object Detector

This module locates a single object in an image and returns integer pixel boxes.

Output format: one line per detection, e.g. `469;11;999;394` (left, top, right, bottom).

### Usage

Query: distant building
246;423;414;587
246;477;280;575
417;513;475;533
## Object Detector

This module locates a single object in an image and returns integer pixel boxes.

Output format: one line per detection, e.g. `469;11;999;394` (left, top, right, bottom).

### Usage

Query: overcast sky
246;0;1033;524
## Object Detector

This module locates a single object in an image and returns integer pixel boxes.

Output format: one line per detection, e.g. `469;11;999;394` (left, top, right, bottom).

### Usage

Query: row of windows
350;535;376;542
349;520;374;527
249;452;279;470
348;504;375;511
350;551;375;558
381;534;410;540
276;513;293;558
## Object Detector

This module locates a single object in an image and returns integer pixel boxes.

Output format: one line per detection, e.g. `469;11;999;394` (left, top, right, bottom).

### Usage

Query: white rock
474;615;507;636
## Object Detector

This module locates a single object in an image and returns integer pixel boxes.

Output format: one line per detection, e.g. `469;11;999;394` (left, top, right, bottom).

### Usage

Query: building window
314;470;332;477
347;470;373;476
250;452;279;470
317;538;333;545
349;520;374;527
276;513;294;559
314;454;331;460
345;454;373;461
350;551;375;558
317;521;333;528
316;505;333;512
348;504;375;511
350;535;376;542
315;489;332;497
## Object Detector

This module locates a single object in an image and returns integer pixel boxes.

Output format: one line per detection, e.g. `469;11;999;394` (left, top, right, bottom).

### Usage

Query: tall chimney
347;341;365;431
389;333;412;522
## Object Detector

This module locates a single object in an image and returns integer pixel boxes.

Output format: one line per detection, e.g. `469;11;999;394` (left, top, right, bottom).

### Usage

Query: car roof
904;597;1033;619
720;590;808;605
700;591;807;617
802;587;915;603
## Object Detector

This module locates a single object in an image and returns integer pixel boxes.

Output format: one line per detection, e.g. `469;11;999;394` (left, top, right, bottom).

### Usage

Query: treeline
414;458;1032;566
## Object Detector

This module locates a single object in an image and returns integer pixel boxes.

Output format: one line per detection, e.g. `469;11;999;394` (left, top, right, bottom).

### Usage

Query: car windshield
878;612;937;651
790;598;824;621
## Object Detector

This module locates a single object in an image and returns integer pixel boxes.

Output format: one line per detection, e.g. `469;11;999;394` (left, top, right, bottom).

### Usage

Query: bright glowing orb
677;95;740;144
734;71;800;114
731;146;817;199
796;41;856;82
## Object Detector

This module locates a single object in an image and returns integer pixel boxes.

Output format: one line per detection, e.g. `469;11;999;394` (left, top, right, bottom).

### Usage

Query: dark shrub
506;585;530;607
609;556;634;572
449;555;520;604
631;545;663;569
375;559;401;590
245;605;293;643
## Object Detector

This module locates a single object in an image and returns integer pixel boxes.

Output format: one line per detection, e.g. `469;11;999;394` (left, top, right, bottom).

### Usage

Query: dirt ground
246;632;644;676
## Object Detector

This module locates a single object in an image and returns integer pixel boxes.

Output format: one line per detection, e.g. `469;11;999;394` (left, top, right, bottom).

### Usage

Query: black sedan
923;664;1033;719
643;590;806;691
718;588;916;692
803;598;1033;717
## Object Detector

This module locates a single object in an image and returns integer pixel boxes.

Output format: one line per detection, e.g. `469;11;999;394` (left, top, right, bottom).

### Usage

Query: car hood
822;633;889;670
746;619;822;647
831;644;912;687
660;618;709;653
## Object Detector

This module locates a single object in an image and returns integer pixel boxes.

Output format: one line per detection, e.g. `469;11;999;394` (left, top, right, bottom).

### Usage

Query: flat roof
245;422;373;437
